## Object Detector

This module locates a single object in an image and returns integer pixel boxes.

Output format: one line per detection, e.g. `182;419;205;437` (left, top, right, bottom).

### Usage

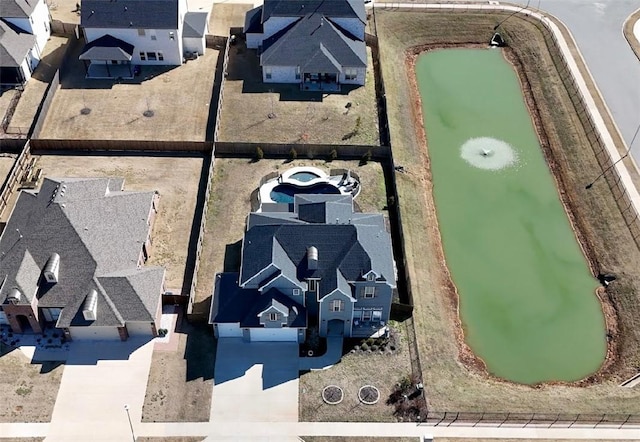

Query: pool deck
258;166;360;211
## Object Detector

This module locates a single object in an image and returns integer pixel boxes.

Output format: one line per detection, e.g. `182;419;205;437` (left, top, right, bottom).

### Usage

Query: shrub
289;147;298;160
329;148;338;162
360;150;372;166
255;146;264;161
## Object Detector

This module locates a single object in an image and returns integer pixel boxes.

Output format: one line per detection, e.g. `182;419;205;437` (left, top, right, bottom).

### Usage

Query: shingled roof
261;13;366;72
0;177;164;328
1;0;39;18
81;0;179;29
262;0;366;23
0;19;35;67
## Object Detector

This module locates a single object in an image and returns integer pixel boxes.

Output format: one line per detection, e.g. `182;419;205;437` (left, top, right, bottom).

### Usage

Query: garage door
70;326;121;340
216;323;242;338
250;327;298;342
126;321;153;337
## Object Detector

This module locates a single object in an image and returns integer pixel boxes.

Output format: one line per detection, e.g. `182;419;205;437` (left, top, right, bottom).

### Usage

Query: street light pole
585;122;640;189
124;404;135;442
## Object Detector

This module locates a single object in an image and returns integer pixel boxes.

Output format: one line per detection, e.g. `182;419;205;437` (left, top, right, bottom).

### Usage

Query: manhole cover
143;110;155;118
80;108;91;115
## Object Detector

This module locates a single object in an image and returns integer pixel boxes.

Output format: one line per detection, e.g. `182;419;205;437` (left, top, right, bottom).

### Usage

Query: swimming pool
270;183;341;204
289;171;321;182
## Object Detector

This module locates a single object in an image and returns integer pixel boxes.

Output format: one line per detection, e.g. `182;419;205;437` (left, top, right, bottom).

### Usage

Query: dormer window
269;312;278;321
367;273;375;281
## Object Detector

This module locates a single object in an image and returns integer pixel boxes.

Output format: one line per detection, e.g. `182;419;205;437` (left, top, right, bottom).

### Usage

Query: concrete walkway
299;336;343;371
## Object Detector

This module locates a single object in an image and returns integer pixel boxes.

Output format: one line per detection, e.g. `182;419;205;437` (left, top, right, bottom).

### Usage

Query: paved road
509;0;640;155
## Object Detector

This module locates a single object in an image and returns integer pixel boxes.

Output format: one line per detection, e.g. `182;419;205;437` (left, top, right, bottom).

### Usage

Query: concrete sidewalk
299;336;343;371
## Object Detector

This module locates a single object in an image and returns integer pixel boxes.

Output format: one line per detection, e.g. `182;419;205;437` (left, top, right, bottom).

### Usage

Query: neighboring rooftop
0;177;164;327
183;11;208;38
262;0;366;22
0;19;36;67
81;0;179;29
0;0;38;18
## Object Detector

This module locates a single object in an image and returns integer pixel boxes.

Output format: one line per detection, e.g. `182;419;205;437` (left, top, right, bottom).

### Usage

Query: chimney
307;246;318;271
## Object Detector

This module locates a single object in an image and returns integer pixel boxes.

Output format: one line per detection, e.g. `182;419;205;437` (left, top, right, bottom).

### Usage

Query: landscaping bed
376;9;640;413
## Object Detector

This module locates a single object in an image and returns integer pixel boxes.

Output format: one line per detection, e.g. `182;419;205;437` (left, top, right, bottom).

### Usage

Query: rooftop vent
82;289;98;321
6;288;21;304
307;246;318;271
43;253;60;284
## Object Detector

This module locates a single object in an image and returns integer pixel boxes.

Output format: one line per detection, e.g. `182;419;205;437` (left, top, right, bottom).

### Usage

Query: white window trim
331;300;344;312
269;312;278;321
364;286;375;298
292;288;300;296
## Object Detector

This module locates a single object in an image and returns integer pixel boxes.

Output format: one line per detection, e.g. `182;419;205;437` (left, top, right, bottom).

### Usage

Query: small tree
360;149;372;166
328;148;338;162
255;146;264;161
289;147;298;161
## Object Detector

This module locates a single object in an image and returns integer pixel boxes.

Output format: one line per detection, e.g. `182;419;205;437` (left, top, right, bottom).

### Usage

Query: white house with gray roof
0;177;165;341
79;0;208;78
0;0;51;86
210;194;396;342
244;0;367;91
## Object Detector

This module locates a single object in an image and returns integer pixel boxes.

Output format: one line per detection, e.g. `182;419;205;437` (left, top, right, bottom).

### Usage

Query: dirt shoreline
404;43;619;387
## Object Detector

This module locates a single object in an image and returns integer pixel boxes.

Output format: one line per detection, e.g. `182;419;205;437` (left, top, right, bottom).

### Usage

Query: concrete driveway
210;338;299;422
45;338;154;441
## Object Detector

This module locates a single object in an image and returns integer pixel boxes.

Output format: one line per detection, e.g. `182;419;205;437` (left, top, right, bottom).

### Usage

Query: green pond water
415;48;606;384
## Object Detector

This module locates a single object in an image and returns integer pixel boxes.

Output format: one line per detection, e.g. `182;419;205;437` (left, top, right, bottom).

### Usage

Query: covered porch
79;34;135;80
300;49;341;92
301;72;340;92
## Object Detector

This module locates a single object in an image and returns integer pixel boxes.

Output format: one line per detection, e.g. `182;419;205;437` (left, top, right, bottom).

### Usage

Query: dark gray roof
81;0;179;29
0;177;164;328
0;19;35;67
79;34;134;61
0;0;38;18
210;273;306;328
183;11;207;38
240;194;395;299
261;14;366;71
262;0;365;22
244;5;262;34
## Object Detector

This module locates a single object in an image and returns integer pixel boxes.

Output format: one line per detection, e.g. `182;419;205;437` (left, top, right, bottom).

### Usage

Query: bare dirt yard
6;35;70;136
303;438;418;442
299;320;413;423
138;438;205;442
191;158;388;318
142;319;215;422
0;154;17;185
0;344;64;423
209;3;252;36
38;43;219;142
217;40;380;146
376;10;640;414
32;154;205;292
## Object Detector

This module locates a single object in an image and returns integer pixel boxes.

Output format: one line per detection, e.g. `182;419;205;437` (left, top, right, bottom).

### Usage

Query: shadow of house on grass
223;240;242;272
181;320;216;382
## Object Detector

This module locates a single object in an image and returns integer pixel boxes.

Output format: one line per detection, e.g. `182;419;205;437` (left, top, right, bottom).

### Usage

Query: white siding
250;327;298;342
19;57;32;83
126;321;154;337
246;33;262;49
0;310;8;325
262;17;297;40
263;65;297;83
183;36;205;55
331;17;364;40
84;28;183;65
340;66;366;86
69;326;121;340
215;323;242;338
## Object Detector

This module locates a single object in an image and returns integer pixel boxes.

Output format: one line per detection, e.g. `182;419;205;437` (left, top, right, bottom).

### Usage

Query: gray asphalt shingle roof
183;11;207;38
262;0;365;22
0;177;164;328
0;19;35;67
1;0;38;18
261;13;365;71
81;0;179;29
79;34;134;61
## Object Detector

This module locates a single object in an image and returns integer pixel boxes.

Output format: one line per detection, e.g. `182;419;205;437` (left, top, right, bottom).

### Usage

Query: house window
140;52;146;61
292;288;300;296
147;52;157;61
372;310;382;321
157;51;164;61
138;29;146;36
364;286;375;298
308;279;317;292
150;30;157;40
367;273;375;281
362;309;372;321
269;312;278;321
264;67;272;80
169;31;175;40
295;66;301;80
331;300;344;312
345;68;357;81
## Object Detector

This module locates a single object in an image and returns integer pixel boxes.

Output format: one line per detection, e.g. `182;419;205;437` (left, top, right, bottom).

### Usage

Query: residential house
244;0;367;90
0;0;51;86
0;177;166;341
210;194;396;342
79;0;208;78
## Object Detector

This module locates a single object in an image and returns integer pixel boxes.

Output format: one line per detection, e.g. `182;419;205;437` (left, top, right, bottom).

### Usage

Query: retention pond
415;48;606;384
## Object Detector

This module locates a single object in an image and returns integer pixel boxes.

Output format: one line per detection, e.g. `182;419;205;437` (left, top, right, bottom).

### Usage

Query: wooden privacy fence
214;141;389;160
30;138;212;152
0;140;32;218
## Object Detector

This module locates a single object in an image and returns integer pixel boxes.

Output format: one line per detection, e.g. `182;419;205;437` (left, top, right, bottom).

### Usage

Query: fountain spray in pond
460;137;518;170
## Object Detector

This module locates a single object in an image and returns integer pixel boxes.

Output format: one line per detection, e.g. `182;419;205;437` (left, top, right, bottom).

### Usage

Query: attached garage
126;321;154;337
249;327;298;342
69;326;121;340
215;322;242;338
